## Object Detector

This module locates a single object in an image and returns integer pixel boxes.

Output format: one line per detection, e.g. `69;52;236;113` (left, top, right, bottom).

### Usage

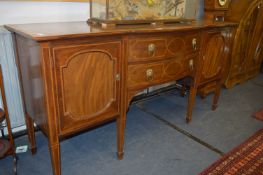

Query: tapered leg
186;86;198;123
117;114;126;160
0;129;4;138
49;141;61;175
180;80;187;97
25;113;37;154
212;81;221;111
13;154;17;175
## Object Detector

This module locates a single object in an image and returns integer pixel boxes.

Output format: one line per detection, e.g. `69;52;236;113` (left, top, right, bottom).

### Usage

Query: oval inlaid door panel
54;42;121;135
201;32;225;80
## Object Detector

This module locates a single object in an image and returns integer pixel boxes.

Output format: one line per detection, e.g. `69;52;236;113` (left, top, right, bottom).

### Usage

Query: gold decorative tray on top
88;0;194;27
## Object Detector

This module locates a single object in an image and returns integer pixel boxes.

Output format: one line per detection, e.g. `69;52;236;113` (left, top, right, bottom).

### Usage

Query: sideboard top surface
5;21;237;42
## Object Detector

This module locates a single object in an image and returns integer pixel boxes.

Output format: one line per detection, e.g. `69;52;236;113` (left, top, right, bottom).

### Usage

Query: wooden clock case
204;0;230;22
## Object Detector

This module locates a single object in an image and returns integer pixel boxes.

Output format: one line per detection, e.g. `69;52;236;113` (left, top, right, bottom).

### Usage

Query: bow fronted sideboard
6;21;237;175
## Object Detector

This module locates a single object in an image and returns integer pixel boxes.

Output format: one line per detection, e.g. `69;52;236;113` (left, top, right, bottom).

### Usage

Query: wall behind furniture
0;1;89;25
0;1;89;131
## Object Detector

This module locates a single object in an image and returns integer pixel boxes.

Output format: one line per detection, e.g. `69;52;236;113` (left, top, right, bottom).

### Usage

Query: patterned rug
199;128;263;175
253;108;263;121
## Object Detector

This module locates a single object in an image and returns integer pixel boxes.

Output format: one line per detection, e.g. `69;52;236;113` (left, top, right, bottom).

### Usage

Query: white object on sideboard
0;27;25;129
0;1;89;25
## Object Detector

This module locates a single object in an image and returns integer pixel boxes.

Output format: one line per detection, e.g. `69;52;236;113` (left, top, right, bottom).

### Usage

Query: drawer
128;37;167;62
128;32;201;63
128;55;197;90
172;33;201;54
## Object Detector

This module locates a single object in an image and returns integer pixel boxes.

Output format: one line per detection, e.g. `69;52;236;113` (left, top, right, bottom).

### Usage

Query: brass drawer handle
189;59;194;71
146;69;154;81
148;43;156;55
192;38;197;51
115;74;120;81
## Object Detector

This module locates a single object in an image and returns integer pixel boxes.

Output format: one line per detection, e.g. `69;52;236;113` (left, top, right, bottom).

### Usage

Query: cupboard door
199;30;227;84
53;41;121;135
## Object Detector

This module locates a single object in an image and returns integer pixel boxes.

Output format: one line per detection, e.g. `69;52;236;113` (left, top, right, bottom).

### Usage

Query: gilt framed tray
88;0;195;27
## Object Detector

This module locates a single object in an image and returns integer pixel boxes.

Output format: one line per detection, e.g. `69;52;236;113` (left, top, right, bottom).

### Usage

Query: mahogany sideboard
6;21;236;175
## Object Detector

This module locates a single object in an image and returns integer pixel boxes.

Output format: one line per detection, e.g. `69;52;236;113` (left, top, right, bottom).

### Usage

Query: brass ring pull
115;74;120;81
258;3;262;9
148;43;156;55
192;38;197;51
189;59;194;71
146;69;154;81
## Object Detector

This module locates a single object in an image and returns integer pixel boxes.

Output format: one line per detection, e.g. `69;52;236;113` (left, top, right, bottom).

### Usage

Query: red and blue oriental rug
199;128;263;175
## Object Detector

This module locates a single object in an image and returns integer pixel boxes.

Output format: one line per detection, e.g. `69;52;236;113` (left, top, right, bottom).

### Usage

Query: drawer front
128;37;167;62
128;32;201;63
128;55;197;90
